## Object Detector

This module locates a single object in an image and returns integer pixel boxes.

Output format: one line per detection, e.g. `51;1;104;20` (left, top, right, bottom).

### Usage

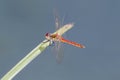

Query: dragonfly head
45;33;51;40
45;33;49;36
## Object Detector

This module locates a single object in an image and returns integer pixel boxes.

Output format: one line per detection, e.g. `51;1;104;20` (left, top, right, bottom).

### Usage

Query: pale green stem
1;40;50;80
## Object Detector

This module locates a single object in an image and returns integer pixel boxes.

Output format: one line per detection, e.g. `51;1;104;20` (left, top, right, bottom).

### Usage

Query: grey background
0;0;120;80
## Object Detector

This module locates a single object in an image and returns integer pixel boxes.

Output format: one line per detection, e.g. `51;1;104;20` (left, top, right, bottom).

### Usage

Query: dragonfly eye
45;33;50;37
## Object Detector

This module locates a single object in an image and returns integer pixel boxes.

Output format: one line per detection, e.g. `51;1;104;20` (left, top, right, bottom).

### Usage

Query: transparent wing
53;23;74;36
54;12;64;63
54;41;64;63
52;11;74;63
54;23;74;63
54;11;61;30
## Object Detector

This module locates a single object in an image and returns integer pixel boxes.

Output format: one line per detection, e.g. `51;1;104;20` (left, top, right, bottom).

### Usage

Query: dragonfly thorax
45;33;61;41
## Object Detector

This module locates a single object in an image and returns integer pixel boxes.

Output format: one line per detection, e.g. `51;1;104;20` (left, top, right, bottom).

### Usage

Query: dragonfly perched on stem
45;13;85;63
45;23;85;48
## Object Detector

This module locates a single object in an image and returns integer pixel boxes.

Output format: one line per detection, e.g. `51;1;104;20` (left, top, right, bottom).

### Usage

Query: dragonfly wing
53;12;64;63
53;23;74;36
53;13;73;63
53;23;73;63
54;11;61;30
54;41;64;63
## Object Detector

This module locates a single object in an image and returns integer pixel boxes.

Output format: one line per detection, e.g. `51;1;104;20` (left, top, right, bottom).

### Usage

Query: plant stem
1;40;50;80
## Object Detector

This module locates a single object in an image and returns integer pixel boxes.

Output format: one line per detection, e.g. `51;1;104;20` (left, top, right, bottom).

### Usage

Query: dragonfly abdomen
60;37;85;48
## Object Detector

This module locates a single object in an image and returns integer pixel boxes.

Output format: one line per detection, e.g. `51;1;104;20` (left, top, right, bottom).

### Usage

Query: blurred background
0;0;120;80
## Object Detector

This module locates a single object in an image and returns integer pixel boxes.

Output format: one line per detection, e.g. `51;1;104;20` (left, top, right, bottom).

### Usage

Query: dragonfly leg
52;41;55;46
43;39;55;46
43;39;52;46
49;40;55;46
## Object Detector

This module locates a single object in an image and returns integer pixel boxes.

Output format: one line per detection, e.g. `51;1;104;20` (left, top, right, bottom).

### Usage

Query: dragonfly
44;14;85;63
45;23;85;48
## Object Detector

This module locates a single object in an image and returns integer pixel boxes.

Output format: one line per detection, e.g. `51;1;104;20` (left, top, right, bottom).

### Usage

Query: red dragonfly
45;24;85;48
45;14;85;63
